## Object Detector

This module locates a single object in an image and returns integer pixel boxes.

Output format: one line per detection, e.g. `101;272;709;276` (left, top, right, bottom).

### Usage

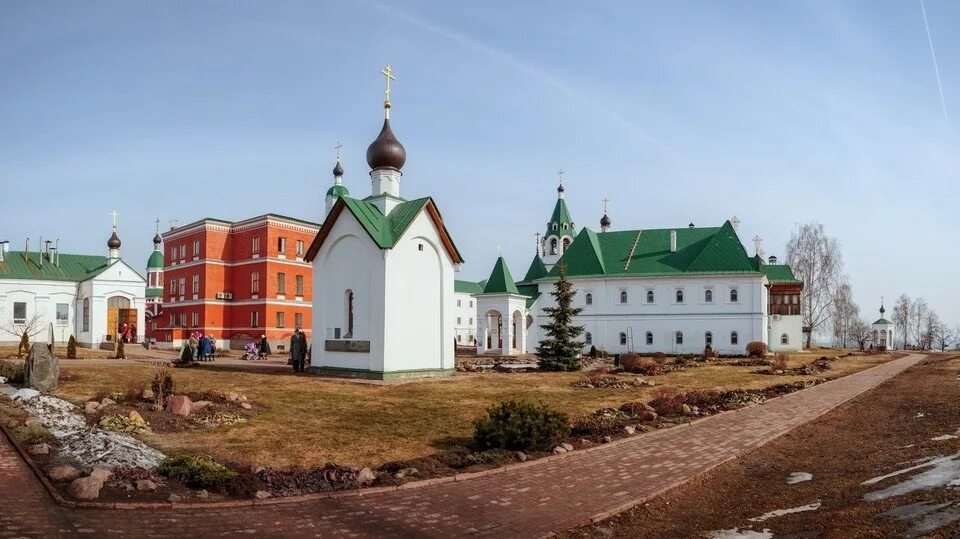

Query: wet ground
566;354;960;538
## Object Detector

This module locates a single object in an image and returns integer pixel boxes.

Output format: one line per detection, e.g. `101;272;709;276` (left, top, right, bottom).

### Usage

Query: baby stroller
241;342;260;361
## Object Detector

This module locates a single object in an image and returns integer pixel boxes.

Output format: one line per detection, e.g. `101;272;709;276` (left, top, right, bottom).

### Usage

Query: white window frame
781;333;789;345
56;303;69;324
729;287;739;303
675;331;683;345
585;292;593;306
619;332;627;345
646;289;655;304
675;288;684;304
619;289;628;305
704;288;713;303
13;302;27;324
252;236;261;255
645;331;653;345
705;331;713;346
731;331;739;345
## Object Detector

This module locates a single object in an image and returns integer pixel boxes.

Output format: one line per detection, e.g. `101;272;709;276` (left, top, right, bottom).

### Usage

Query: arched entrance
107;295;137;343
484;310;503;350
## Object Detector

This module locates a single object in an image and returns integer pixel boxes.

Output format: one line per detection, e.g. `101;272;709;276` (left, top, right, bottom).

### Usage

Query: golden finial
380;64;397;118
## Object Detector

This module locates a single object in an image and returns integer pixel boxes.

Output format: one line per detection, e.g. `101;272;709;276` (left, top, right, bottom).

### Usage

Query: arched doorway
107;296;137;343
484;310;503;350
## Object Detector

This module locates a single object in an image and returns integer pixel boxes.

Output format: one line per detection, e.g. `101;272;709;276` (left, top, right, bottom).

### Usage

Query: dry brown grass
0;345;110;360
51;348;890;469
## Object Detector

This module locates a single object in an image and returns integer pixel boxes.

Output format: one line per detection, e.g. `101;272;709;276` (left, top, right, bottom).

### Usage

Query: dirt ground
565;353;960;538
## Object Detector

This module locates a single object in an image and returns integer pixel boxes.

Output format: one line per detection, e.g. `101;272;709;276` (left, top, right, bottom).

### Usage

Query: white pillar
477;319;487;354
503;310;513;356
519;314;527;354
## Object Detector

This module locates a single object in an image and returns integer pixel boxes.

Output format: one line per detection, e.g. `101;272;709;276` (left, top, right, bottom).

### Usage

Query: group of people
119;323;137;344
173;330;308;372
289;328;309;372
187;332;217;362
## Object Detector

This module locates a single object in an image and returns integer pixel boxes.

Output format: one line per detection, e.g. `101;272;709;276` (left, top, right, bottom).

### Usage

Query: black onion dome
153;233;162;245
600;213;611;227
333;159;344;177
107;230;122;249
366;119;406;171
557;183;565;193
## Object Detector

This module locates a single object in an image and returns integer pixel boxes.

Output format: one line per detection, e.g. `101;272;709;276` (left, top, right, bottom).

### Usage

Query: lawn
51;349;892;469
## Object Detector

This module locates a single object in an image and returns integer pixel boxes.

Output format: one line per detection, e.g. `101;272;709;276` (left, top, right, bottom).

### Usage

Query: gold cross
155;218;160;233
381;64;397;117
109;210;119;228
557;168;565;185
602;198;610;213
334;140;343;161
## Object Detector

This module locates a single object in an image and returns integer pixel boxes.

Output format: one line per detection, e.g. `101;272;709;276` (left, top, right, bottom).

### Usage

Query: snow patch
11;388;41;401
786;472;812;484
916;412;926;418
931;434;957;441
748;501;822;522
704;528;773;539
862;454;960;502
880;501;960;537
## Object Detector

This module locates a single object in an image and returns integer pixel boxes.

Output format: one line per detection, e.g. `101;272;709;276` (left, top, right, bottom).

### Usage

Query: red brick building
154;214;321;351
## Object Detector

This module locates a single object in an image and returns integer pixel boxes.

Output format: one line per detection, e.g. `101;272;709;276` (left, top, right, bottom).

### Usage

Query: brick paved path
1;354;925;538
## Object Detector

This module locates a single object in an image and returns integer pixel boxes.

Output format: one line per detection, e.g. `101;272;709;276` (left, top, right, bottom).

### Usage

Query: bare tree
910;298;930;350
893;294;911;348
785;222;844;348
1;313;48;358
848;317;872;351
830;279;856;348
932;320;956;352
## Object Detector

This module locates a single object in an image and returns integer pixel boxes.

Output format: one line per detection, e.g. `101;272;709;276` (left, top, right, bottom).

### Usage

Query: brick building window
277;273;286;294
295;275;304;296
277;312;286;328
296;240;304;257
169;279;176;294
252;237;261;255
191;312;198;327
192;274;199;294
193;240;200;257
250;311;259;328
294;313;303;328
251;272;260;294
178;278;185;296
179;313;186;327
277;237;286;255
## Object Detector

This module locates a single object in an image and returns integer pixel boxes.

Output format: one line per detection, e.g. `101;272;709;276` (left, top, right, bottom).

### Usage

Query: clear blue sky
1;1;957;324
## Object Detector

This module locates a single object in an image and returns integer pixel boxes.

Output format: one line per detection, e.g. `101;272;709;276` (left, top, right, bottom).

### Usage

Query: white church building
305;68;464;379
0;224;147;348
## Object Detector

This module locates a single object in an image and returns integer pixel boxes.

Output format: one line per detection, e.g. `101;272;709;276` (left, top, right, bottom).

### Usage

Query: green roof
0;251;111;282
146;249;164;270
517;283;541;308
873;318;892;325
481;257;520;295
339;196;463;260
326;184;349;198
758;263;801;284
546;198;575;237
544;221;765;279
521;255;548;283
146;288;163;298
454;280;485;294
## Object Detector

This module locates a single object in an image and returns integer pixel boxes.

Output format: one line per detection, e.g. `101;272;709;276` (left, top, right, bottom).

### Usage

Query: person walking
189;333;199;362
289;329;307;372
258;334;270;360
209;336;217;361
200;334;212;361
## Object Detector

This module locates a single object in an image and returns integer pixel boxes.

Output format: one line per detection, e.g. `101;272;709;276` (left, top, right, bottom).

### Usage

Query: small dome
107;230;121;249
366;119;406;171
557;183;565;193
333;159;344;177
600;213;611;227
326;184;349;198
147;250;164;270
880;304;886;315
153;233;162;245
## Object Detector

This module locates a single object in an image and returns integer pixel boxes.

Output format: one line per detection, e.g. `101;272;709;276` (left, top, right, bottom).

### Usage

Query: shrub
771;353;789;372
618;401;654;418
151;365;174;404
115;341;125;359
651;352;668;364
156;455;237;491
0;360;25;384
20;423;53;445
473;400;569;452
746;341;767;358
702;345;718;360
66;336;77;359
123;379;147;403
588;345;598;358
648;387;685;416
18;332;29;358
621;354;664;376
571;408;631;436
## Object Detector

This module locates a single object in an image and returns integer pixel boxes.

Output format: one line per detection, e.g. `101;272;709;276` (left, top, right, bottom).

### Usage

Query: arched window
553;223;558;231
646;290;654;303
676;289;684;303
562;237;571;251
82;298;90;332
730;331;739;345
675;331;684;345
730;288;739;302
585;293;593;305
585;332;592;345
705;332;713;346
645;331;653;345
705;289;713;303
619;332;627;345
550;238;558;255
345;289;355;338
620;290;628;304
781;333;789;345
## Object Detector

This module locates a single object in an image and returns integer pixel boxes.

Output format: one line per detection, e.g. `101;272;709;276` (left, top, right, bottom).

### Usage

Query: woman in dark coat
289;329;307;372
258;335;271;359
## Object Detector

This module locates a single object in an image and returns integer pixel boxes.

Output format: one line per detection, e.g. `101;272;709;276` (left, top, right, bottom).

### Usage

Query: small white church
0;222;147;348
305;67;464;379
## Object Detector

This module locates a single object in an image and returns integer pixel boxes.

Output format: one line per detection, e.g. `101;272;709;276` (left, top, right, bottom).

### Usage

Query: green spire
146;250;164;270
545;198;574;237
521;254;548;283
482;257;520;294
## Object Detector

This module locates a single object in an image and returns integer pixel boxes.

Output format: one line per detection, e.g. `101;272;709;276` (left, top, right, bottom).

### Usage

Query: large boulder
24;343;59;392
165;395;193;417
47;465;81;482
68;476;104;500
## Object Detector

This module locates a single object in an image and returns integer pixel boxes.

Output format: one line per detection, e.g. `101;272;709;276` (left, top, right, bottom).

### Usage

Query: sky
1;1;957;325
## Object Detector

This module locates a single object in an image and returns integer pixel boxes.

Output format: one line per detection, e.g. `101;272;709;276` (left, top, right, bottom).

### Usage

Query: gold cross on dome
557;168;565;185
334;140;343;161
380;64;397;115
109;210;119;228
155;218;160;233
602;198;610;213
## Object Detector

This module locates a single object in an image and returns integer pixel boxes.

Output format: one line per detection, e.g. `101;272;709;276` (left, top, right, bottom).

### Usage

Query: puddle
862;454;960;502
786;472;812;484
748;501;821;522
704;529;773;539
880;501;960;538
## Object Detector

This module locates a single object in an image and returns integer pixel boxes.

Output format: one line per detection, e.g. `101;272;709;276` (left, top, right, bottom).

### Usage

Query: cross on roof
155;218;160;233
557;168;565;186
753;235;764;257
109;210;119;229
602;198;610;213
380;64;397;117
334;140;343;161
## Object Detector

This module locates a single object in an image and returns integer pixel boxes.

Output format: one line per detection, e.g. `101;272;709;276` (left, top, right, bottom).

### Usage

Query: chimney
768;255;778;264
24;238;29;262
670;230;677;252
55;239;60;266
0;241;6;262
39;236;43;267
44;240;52;260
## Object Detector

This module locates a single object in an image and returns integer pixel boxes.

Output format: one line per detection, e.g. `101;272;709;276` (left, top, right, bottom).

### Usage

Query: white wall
0;280;77;345
81;260;147;347
768;314;803;352
531;274;768;355
453;292;477;345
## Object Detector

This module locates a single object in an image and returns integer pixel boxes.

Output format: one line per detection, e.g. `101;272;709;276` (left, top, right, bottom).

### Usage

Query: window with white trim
295;275;304;296
675;289;684;303
705;331;713;346
619;290;628;304
193;240;200;256
704;289;713;303
645;331;653;345
277;273;286;294
277;237;286;254
251;236;261;255
675;331;683;345
296;240;304;256
56;303;68;324
646;289;655;303
13;302;26;324
250;311;259;328
192;274;199;294
585;293;593;306
781;333;789;345
730;288;739;302
619;332;627;345
277;312;286;328
251;272;260;294
731;331;739;345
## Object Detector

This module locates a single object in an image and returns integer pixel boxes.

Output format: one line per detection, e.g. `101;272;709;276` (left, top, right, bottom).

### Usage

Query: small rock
128;410;145;424
577;438;590;446
560;442;574;451
624;425;636;435
394;467;419;479
197;489;209;499
136;479;157;491
142;389;155;400
638;410;658;422
47;465;81;482
90;467;113;482
516;452;527;462
240;402;252;410
6;419;18;428
165;395;193;417
68;476;104;500
255;490;271;499
251;466;265;475
601;436;612;444
356;467;376;485
553;446;567;454
192;400;212;410
168;494;182;502
28;443;50;455
24;417;43;427
100;398;116;406
237;395;248;403
226;392;239;402
84;402;99;415
681;404;692;416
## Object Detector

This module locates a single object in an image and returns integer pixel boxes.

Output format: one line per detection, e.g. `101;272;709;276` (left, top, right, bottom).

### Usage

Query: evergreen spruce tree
67;335;78;359
536;264;585;371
